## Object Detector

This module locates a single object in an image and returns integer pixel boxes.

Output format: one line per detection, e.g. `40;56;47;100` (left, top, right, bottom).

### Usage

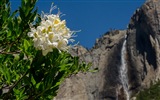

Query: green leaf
0;65;11;84
23;39;30;52
36;82;41;89
10;10;18;18
31;75;36;85
7;30;11;37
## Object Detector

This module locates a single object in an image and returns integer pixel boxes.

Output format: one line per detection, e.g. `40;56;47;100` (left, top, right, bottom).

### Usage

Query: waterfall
120;36;130;100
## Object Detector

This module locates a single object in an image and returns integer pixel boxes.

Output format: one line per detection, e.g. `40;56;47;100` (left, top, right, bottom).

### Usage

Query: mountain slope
55;0;160;100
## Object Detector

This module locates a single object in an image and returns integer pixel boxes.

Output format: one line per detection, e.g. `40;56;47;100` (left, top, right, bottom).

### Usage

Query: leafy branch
0;0;90;99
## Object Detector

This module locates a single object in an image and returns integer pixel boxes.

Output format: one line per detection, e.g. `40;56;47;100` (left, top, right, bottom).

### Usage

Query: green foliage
136;81;160;100
0;0;90;99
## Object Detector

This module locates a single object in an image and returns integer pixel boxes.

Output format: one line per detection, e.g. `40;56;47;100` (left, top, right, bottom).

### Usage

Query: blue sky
10;0;145;49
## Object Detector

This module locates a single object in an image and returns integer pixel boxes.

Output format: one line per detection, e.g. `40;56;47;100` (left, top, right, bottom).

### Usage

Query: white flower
28;5;74;56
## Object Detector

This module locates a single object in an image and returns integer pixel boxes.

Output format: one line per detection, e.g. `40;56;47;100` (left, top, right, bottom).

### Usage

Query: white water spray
120;36;130;100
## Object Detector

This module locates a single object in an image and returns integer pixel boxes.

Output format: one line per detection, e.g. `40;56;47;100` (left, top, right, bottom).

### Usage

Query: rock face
55;0;160;100
127;0;160;96
55;30;127;100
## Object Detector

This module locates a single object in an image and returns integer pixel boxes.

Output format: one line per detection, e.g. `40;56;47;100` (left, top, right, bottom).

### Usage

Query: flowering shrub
0;0;90;99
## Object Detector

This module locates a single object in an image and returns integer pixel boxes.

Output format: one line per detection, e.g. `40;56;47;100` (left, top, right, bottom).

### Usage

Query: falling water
120;36;130;100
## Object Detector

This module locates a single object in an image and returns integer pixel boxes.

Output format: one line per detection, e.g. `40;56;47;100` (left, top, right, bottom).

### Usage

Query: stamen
49;3;57;14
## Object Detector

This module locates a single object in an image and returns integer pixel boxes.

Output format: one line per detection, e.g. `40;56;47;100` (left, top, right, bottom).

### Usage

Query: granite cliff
55;0;160;100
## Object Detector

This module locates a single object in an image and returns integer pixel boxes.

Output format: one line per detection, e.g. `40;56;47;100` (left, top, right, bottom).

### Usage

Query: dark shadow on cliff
135;9;157;70
99;38;124;100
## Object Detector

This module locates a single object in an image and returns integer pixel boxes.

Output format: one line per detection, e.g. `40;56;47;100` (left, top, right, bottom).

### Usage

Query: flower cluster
28;12;74;56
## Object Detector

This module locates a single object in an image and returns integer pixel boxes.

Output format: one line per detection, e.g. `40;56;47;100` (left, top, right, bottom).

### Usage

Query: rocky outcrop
55;0;160;100
55;30;127;100
127;0;160;97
